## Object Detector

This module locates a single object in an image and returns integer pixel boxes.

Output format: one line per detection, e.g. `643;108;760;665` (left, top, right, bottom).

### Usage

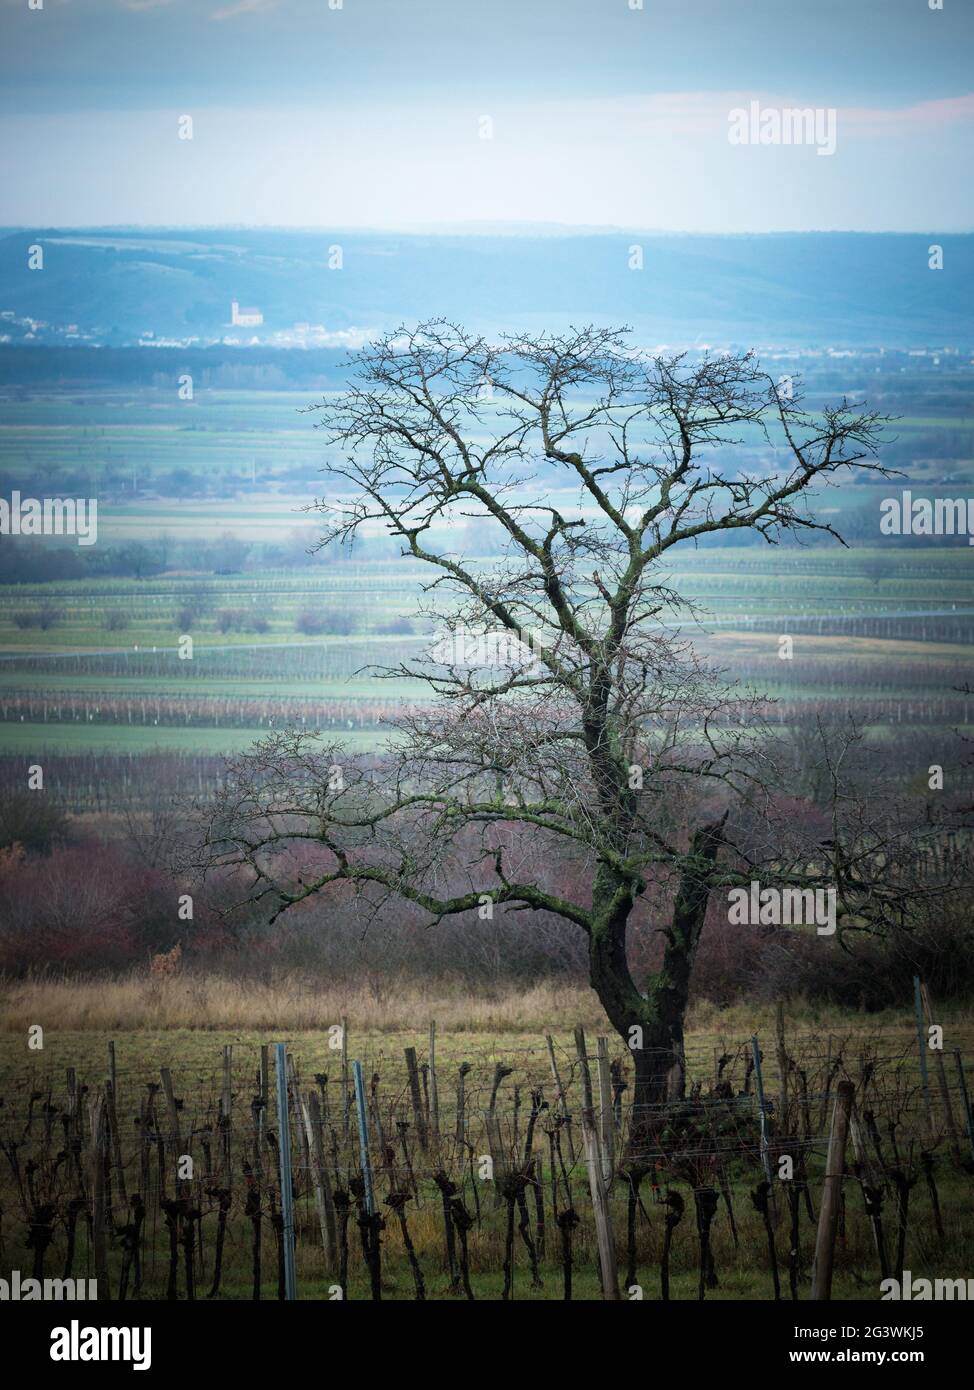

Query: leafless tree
195;320;945;1129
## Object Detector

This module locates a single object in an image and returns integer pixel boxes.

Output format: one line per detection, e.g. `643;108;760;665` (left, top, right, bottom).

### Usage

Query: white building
231;300;263;327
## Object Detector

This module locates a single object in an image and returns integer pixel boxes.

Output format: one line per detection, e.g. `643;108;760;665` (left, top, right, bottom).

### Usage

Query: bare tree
198;320;915;1127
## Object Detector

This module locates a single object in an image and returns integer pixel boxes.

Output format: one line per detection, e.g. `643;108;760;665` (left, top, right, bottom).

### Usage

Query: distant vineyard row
4;692;970;730
0;641;970;692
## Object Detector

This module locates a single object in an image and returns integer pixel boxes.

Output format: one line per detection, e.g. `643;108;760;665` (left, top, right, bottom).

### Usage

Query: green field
1;1006;970;1301
3;384;973;542
1;547;971;764
1;379;972;772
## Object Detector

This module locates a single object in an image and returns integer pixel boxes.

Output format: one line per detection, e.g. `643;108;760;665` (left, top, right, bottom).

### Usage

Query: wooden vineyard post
404;1046;429;1151
66;1067;79;1149
919;983;961;1160
596;1037;615;1183
913;976;933;1134
220;1044;234;1186
257;1045;269;1180
775;1001;789;1138
819;1039;832;1131
751;1036;776;1219
580;1104;620;1300
849;1105;888;1277
108;1040;119;1118
574;1025;594;1109
274;1043;298;1300
88;1088;110;1301
105;1076;127;1204
954;1051;974;1163
811;1079;854;1300
369;1070;387;1163
160;1067;185;1195
303;1091;337;1262
340;1016;350;1142
545;1034;575;1160
428;1021;440;1146
288;1052;312;1182
107;1039;127;1204
455;1062;471;1145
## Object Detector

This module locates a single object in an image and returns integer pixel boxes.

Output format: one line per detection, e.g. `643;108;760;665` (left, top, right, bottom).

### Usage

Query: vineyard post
775;1002;789;1138
108;1040;119;1122
455;1063;469;1145
340;1016;350;1142
257;1044;269;1183
751;1037;776;1215
545;1033;575;1162
913;976;933;1133
352;1060;376;1217
574;1025;594;1110
849;1106;888;1276
595;1037;615;1182
920;982;961;1159
160;1067;185;1196
88;1088;110;1301
66;1067;78;1148
221;1044;233;1186
404;1046;428;1151
428;1021;440;1145
954;1051;974;1163
274;1043;298;1300
105;1077;127;1203
580;1104;620;1300
107;1040;127;1201
288;1052;312;1180
811;1079;854;1300
303;1090;337;1261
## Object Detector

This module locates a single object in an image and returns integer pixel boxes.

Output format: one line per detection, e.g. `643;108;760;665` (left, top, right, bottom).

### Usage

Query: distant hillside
0;228;970;349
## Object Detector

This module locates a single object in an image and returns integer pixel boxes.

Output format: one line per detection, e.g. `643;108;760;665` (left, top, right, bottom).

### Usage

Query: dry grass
0;969;610;1034
2;968;967;1044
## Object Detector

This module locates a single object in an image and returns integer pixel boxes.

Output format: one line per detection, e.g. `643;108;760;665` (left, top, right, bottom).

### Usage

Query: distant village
0;304;968;367
0;301;369;351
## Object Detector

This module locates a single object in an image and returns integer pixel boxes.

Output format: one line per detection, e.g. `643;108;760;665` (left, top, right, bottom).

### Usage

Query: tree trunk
587;817;726;1143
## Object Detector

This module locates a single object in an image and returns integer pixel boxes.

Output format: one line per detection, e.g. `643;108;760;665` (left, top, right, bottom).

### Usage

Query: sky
1;0;972;232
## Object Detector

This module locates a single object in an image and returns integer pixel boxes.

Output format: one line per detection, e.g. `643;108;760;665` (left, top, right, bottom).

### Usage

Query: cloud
838;92;974;134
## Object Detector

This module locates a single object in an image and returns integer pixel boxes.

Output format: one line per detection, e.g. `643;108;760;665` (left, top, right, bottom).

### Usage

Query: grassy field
1;981;970;1300
1;546;971;770
2;384;971;483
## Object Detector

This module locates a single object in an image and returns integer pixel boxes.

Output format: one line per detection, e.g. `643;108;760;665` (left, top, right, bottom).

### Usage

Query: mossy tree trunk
587;819;726;1137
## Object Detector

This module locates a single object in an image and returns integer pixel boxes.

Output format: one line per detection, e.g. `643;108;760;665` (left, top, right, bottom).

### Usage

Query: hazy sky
1;0;972;231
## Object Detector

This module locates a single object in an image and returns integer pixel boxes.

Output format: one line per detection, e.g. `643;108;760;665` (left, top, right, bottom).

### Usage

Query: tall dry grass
0;969;607;1034
1;968;958;1041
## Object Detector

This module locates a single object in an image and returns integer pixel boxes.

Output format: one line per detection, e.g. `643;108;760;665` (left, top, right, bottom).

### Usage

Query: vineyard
2;998;972;1302
1;545;971;778
0;689;970;738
